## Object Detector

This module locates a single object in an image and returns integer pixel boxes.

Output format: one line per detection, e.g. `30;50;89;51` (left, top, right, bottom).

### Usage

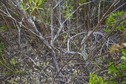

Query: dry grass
0;0;125;83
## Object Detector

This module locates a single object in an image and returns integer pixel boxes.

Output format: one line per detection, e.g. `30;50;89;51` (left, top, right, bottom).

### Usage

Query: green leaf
80;0;85;4
121;56;126;61
108;64;117;75
38;0;43;6
105;11;125;33
10;58;16;66
88;73;107;84
0;42;4;51
36;62;40;67
118;64;126;70
28;0;32;5
20;1;25;10
122;50;126;56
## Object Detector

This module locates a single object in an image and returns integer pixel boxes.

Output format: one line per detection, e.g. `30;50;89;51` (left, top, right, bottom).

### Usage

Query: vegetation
88;48;126;84
0;0;126;83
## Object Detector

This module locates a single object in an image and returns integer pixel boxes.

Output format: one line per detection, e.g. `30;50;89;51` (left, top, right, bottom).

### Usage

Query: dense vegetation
0;0;126;83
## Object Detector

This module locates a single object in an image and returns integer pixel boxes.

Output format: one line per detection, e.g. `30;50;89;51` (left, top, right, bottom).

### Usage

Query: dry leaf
122;29;126;36
109;44;120;55
122;43;126;47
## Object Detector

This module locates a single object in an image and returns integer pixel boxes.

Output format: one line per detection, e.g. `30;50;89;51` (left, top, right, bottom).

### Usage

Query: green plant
107;49;126;83
88;48;126;84
79;0;85;4
20;0;46;16
105;11;126;33
0;42;23;77
88;73;107;84
62;0;74;20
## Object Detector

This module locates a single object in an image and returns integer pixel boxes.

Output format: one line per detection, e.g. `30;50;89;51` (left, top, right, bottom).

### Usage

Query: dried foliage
0;0;126;83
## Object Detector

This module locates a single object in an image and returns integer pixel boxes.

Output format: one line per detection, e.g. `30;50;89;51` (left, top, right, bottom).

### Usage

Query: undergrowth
105;11;126;33
0;0;126;83
88;11;126;84
0;42;25;80
88;48;126;84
